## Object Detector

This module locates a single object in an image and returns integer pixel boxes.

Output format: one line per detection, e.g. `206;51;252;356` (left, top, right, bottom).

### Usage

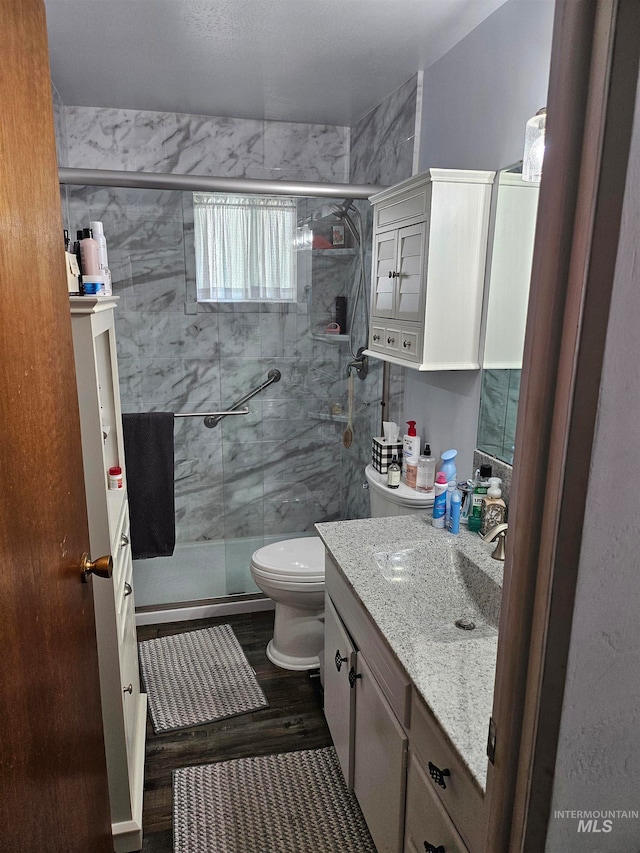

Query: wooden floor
138;610;332;853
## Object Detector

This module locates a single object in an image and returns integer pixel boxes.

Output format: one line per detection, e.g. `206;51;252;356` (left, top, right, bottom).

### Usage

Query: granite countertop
315;515;503;791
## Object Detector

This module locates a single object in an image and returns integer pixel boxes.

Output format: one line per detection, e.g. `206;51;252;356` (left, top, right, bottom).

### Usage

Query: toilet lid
251;537;325;579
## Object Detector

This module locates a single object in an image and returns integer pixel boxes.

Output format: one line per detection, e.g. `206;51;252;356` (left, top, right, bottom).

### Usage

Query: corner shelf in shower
309;411;349;423
311;333;350;343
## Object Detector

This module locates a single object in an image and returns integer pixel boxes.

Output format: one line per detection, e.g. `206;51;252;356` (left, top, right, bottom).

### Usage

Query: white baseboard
135;596;275;626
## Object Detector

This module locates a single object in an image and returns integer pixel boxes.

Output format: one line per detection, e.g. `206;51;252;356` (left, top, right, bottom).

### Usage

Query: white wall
545;68;640;850
402;0;554;478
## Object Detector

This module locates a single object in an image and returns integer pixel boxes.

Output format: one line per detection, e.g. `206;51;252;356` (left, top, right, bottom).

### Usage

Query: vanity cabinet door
353;652;408;853
323;595;356;787
372;230;398;319
404;751;469;853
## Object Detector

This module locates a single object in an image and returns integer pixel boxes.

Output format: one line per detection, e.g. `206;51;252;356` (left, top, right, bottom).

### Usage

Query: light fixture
522;108;546;182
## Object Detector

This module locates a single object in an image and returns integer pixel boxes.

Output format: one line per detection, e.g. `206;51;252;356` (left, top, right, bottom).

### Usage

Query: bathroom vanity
316;517;502;853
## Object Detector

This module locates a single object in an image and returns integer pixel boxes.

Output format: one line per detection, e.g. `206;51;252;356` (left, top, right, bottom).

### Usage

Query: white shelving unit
69;296;146;853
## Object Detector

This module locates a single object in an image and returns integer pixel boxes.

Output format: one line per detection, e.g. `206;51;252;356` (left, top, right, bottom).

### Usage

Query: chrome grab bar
174;407;250;419
204;368;282;429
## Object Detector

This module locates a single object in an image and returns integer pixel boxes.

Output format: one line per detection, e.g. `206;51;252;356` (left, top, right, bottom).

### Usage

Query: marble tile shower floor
133;533;316;608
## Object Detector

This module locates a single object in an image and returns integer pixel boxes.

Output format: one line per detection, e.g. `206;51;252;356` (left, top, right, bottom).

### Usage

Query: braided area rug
173;747;377;853
138;625;268;734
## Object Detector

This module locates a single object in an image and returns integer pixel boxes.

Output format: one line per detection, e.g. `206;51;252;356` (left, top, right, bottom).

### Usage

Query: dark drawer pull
373;334;380;342
388;270;400;278
348;666;361;689
123;683;133;695
124;582;133;597
424;842;445;853
428;761;451;789
403;340;411;348
335;649;347;672
387;336;395;344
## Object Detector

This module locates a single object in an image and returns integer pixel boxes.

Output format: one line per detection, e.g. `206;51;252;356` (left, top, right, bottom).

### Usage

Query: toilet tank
365;464;434;517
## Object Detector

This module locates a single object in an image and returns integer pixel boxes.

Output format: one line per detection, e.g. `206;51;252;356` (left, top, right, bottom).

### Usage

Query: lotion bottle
402;421;420;479
90;220;112;295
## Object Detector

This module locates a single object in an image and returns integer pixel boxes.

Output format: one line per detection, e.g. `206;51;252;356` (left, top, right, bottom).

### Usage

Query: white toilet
365;463;435;516
250;537;326;671
251;468;433;672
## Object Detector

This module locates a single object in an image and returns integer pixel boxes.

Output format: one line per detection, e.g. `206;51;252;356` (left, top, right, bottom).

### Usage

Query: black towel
122;412;175;560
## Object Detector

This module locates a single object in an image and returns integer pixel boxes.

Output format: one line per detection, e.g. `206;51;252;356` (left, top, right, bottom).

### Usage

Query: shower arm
203;369;282;428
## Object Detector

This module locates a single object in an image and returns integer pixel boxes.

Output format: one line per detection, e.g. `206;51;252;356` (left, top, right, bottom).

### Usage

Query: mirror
477;165;540;463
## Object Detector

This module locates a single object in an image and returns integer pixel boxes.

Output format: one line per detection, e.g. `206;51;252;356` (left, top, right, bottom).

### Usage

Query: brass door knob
81;553;113;583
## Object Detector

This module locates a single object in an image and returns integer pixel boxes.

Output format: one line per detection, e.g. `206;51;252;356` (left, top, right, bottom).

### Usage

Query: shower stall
60;171;384;614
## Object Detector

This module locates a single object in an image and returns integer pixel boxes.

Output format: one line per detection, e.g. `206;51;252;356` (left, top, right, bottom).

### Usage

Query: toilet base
266;639;320;671
266;600;324;671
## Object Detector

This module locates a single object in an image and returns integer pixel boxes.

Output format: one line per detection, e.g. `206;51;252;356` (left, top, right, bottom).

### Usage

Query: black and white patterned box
371;437;403;474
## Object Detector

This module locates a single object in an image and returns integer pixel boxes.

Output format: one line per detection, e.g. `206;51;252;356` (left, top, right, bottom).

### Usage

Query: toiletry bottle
335;296;347;334
449;489;462;534
90;220;112;295
402;421;420;479
431;472;448;528
405;457;418;490
416;443;436;494
63;230;81;295
74;230;84;276
387;455;401;489
438;448;457;484
458;479;473;525
481;478;506;535
445;480;457;528
468;464;492;533
80;227;100;276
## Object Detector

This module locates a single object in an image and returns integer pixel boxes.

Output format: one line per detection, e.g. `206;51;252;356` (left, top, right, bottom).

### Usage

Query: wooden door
0;2;113;851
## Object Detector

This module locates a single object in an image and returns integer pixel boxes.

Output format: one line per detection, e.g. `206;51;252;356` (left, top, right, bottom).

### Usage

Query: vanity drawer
398;325;421;364
410;692;485;852
326;555;411;727
404;750;469;853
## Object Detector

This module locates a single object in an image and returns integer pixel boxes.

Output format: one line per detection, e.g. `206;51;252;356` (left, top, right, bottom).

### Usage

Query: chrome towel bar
174;407;250;419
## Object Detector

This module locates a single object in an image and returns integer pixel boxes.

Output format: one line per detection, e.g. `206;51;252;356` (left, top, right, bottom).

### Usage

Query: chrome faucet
482;523;508;561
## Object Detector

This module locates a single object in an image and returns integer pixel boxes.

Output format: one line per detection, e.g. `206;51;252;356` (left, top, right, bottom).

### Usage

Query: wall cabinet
365;169;494;371
324;553;485;853
70;296;146;853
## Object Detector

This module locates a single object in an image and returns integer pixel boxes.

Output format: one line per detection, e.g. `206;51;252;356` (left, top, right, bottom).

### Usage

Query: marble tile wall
59;90;415;548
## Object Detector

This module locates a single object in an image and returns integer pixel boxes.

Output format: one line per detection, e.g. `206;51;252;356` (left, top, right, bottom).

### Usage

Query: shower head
328;199;354;219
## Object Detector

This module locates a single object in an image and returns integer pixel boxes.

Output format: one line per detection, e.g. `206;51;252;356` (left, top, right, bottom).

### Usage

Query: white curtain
194;193;297;302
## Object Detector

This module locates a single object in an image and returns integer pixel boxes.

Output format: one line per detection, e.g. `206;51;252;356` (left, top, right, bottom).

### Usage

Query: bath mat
172;746;377;853
138;625;268;733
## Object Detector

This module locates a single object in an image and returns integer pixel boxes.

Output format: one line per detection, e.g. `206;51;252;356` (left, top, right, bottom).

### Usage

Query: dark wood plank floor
138;610;332;853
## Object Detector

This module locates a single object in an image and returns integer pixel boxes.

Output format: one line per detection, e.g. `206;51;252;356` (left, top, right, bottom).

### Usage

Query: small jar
108;466;123;490
405;457;418;490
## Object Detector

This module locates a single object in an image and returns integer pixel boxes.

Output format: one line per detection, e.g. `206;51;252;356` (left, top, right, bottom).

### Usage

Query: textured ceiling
44;0;508;126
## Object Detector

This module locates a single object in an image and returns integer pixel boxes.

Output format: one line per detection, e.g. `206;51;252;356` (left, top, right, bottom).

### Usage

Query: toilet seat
250;537;325;582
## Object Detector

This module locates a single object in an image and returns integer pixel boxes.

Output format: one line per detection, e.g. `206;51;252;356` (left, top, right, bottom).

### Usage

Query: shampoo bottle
80;228;100;277
481;478;506;535
431;472;448;528
402;421;420;479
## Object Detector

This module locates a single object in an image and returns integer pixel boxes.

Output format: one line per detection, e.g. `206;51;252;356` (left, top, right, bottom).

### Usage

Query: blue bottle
439;449;457;483
448;489;462;534
431;473;448;529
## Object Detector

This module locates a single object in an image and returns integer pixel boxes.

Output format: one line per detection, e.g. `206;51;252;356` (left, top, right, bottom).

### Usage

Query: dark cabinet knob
424;842;445;853
348;666;362;688
428;761;451;789
403;340;411;348
387;337;395;344
388;271;400;278
335;650;347;672
373;334;380;342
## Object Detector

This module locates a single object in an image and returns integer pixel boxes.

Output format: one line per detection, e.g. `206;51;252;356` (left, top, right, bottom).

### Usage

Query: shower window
194;192;297;302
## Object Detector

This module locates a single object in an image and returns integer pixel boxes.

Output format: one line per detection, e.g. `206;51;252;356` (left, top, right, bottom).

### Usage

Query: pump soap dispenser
402;421;420;479
481;478;506;535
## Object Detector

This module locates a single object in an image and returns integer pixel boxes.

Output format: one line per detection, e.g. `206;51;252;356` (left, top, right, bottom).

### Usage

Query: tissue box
372;437;403;474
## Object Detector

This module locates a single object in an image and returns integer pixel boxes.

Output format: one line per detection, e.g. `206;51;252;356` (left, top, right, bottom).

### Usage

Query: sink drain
454;618;476;631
